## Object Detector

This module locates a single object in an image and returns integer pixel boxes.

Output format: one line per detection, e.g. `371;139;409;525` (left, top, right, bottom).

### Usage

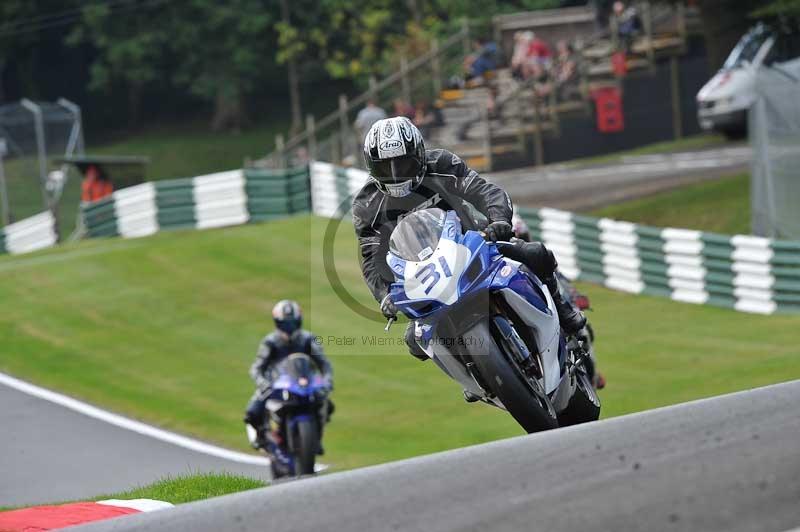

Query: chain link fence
0;99;84;235
750;63;800;239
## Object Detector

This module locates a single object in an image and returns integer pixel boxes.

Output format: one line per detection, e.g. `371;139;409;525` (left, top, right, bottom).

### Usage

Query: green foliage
752;0;800;18
66;2;167;94
168;1;274;104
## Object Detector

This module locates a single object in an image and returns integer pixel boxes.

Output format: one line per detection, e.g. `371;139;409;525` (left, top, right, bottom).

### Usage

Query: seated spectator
613;1;642;52
521;32;553;82
464;38;499;82
81;164;113;203
393;98;415;119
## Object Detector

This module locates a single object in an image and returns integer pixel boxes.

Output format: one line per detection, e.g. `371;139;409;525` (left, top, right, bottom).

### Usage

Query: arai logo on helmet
379;139;403;151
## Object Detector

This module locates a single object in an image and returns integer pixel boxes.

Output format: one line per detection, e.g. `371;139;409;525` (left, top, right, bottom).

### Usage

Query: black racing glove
484;220;514;242
380;293;398;320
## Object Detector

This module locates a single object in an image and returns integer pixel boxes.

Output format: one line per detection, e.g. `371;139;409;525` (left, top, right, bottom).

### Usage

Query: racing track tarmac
72;379;800;532
0;376;270;507
491;145;751;211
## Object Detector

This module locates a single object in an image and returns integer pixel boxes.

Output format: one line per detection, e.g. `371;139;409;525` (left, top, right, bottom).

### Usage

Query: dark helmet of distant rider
363;117;426;198
272;299;302;337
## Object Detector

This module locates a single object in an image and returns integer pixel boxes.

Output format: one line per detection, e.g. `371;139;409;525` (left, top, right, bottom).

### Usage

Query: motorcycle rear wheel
558;369;601;427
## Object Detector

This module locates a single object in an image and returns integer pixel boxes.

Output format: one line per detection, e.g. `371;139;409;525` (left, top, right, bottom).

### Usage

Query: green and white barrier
82;167;311;239
0;211;58;255
306;163;800;315
519;207;800;315
310;161;368;218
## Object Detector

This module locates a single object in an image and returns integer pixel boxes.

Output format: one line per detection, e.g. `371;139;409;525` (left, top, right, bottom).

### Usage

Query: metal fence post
20;99;49;209
57;98;85;155
0;139;9;226
431;39;442;96
643;2;655;73
275;134;285;168
306;114;317;161
369;76;378;100
400;55;411;104
461;17;471;56
338;94;351;163
482;104;493;172
670;55;683;140
532;93;544;167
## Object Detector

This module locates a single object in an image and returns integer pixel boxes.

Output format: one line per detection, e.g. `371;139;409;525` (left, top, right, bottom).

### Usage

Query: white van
696;23;800;138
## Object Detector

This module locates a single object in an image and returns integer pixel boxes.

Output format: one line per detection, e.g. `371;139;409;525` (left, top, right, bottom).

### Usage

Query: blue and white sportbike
248;353;331;478
385;208;600;433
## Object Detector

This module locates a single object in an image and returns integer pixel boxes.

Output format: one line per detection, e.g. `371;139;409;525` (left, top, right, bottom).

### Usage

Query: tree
70;0;275;131
168;0;274;131
278;0;302;136
66;1;168;126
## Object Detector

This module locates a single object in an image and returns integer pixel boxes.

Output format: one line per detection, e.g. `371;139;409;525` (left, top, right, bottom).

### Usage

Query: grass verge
591;172;750;234
1;216;798;472
0;473;265;511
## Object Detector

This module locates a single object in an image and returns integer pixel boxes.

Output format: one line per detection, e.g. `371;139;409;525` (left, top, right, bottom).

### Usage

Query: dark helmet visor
371;155;422;182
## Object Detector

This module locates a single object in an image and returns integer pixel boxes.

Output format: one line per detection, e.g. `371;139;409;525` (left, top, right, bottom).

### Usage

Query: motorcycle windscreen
278;354;318;380
389;208;446;261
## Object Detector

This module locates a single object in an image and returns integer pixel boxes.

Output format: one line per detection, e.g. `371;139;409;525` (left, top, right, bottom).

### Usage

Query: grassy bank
591;173;750;235
0;474;265;511
93;473;265;505
1;215;798;472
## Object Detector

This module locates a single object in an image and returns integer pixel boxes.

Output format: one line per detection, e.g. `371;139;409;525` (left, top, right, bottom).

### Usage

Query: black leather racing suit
352;148;513;303
352;148;580;359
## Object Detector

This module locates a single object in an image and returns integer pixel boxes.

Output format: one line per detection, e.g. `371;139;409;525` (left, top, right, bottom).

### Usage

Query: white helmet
363;117;426;198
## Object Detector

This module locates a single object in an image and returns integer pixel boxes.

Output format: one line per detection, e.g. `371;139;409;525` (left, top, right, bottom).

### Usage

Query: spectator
527;32;552;65
80;164;113;203
553;39;580;100
413;100;445;137
511;31;533;80
613;1;642;52
354;98;387;142
516;32;552;82
393;98;415;119
464;37;499;82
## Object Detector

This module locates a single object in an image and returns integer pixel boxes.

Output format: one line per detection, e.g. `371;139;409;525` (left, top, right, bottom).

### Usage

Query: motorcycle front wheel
469;320;558;434
289;417;318;476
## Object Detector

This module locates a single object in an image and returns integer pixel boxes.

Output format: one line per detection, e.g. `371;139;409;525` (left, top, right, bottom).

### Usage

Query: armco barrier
518;207;800;315
306;162;800;315
0;211;58;255
82;167;311;239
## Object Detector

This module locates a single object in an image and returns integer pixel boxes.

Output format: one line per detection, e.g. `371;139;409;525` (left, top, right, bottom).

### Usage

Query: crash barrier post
81;167;311;239
0;210;58;255
517;206;800;315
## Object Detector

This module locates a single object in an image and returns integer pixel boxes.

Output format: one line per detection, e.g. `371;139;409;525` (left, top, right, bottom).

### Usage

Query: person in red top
527;33;552;63
81;164;113;202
